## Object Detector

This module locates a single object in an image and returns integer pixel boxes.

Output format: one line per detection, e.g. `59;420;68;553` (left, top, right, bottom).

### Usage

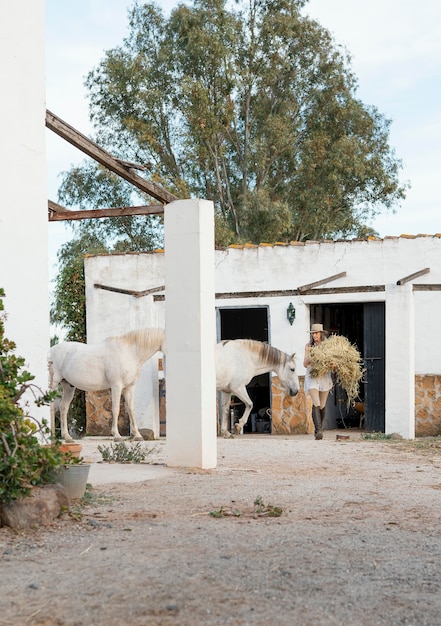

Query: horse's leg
59;381;76;442
110;384;124;441
123;384;143;441
232;386;253;435
220;391;234;438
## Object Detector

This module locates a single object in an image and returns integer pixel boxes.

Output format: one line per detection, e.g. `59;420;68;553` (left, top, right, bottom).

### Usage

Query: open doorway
310;302;385;432
217;306;271;433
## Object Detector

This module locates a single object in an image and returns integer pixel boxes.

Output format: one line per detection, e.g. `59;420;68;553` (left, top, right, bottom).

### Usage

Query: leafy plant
0;289;66;503
253;496;283;517
209;505;242;518
97;441;154;463
209;497;283;518
361;433;392;441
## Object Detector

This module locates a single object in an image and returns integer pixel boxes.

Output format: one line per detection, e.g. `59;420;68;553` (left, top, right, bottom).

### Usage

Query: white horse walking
49;328;165;442
216;339;299;437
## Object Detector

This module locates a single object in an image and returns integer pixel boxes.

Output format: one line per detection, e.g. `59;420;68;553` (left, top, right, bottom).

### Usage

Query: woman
303;323;333;440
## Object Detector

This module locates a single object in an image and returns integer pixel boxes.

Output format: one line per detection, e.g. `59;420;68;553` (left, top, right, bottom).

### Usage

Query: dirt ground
1;432;441;626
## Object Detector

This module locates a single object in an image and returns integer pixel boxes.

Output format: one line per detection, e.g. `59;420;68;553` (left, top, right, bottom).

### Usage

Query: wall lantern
286;302;296;325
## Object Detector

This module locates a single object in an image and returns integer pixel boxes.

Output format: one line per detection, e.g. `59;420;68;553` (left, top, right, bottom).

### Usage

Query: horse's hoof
113;436;124;442
221;431;234;439
63;436;74;444
132;435;144;442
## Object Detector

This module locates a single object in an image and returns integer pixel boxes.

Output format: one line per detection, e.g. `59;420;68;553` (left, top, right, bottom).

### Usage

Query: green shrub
0;288;65;503
97;441;154;463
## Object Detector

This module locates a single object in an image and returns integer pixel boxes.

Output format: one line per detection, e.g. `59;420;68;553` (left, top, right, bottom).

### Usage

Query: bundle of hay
308;335;364;405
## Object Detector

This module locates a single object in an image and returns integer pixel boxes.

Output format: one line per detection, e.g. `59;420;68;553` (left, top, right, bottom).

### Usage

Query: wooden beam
114;158;151;171
298;271;347;292
48;199;164;221
153;284;385;301
94;283;165;298
48;200;72;214
396;268;430;285
300;285;385;296
413;284;441;291
46;109;178;204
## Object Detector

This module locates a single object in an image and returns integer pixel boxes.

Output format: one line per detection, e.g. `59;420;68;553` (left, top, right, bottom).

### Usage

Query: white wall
85;236;441;437
0;0;49;421
85;254;166;436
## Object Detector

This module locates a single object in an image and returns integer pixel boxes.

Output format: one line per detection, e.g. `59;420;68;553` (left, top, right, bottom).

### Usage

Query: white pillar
0;0;49;422
385;283;415;438
164;199;217;468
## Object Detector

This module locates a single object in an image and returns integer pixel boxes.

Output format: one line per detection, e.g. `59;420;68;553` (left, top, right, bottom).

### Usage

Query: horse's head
279;353;299;396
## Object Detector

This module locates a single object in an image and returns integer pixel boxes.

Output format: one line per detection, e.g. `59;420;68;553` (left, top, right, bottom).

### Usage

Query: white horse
216;339;299;437
49;328;165;442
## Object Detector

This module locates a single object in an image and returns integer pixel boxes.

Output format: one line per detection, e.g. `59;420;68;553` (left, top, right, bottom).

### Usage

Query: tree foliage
65;0;408;244
53;0;409;338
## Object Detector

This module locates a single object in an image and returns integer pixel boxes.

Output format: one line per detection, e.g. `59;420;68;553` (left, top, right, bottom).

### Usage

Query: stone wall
271;376;313;435
86;374;441;438
415;375;441;437
86;391;130;437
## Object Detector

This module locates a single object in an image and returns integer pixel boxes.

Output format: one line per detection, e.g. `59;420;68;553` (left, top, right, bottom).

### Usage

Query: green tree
66;0;407;244
53;0;409;336
52;163;164;343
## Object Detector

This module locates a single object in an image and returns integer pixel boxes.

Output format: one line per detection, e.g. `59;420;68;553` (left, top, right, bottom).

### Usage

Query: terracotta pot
58;443;82;458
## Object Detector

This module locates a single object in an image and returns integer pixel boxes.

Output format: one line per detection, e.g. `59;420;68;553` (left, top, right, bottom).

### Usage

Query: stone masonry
85;375;440;438
415;375;441;437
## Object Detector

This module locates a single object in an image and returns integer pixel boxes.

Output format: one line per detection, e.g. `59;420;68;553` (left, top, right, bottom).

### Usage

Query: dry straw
309;335;364;405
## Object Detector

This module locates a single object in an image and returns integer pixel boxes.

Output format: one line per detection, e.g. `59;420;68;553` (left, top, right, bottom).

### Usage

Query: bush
0;288;65;503
97;441;154;463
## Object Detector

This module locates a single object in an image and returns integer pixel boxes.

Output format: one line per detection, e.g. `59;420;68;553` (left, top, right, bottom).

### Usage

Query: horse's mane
116;328;165;350
222;339;287;368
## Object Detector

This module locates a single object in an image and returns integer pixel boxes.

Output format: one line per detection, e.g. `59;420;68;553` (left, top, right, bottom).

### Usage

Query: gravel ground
1;432;441;626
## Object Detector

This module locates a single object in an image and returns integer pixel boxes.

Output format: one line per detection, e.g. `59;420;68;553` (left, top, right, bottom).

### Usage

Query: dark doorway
217;307;271;433
363;303;386;432
310;302;385;432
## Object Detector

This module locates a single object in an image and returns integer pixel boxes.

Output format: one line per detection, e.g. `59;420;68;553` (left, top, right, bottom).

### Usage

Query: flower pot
53;464;91;499
58;443;82;458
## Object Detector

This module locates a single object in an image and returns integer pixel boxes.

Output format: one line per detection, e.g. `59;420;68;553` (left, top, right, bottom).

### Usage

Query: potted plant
0;288;66;507
51;447;91;500
58;441;83;458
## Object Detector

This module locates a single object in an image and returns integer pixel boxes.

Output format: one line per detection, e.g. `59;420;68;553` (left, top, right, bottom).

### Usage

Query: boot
320;407;326;429
312;406;323;440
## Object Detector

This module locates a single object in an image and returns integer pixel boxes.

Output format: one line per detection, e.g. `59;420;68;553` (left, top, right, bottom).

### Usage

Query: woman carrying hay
303;323;333;440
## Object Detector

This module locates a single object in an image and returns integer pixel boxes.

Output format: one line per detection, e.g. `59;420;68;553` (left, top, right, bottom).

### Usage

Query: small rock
139;428;155;441
390;432;404;440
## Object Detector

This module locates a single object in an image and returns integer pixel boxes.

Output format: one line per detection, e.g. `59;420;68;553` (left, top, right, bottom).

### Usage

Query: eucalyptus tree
59;0;408;245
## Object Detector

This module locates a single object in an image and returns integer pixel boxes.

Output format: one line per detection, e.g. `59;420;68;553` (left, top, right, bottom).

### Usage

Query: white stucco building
0;0;49;422
84;234;441;440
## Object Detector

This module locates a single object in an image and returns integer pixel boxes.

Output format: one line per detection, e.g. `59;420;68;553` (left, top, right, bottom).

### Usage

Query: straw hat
309;323;326;333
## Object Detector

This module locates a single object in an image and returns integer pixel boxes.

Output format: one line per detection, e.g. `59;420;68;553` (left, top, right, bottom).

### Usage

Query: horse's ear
290;353;296;359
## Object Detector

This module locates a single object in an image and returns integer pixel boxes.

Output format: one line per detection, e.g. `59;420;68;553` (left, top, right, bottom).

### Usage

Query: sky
46;0;441;282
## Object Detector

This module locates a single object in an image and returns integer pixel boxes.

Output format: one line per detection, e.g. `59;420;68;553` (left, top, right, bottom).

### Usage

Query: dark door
219;307;269;342
363;302;385;432
217;306;270;433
